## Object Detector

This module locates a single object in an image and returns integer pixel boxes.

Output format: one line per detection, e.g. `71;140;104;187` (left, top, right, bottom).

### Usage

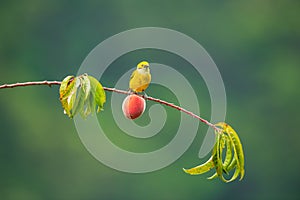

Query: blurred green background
1;0;300;199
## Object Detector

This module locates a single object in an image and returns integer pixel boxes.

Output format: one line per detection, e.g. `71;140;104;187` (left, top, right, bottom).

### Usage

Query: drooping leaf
67;83;78;116
215;123;245;182
208;134;230;180
216;122;245;180
81;74;91;101
60;75;75;99
59;75;76;117
226;156;237;172
72;83;86;118
213;133;223;178
88;75;106;112
222;135;233;173
183;156;214;175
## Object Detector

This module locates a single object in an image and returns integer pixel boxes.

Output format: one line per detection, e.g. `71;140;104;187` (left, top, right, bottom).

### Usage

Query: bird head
137;61;150;69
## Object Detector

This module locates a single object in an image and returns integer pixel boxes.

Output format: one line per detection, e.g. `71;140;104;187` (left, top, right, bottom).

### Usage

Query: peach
122;94;146;119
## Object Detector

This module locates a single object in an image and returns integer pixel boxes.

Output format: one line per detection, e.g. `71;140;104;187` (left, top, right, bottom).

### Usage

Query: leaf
72;84;85;118
59;75;76;117
215;122;245;182
213;133;223;178
213;133;230;182
67;84;78;116
222;134;233;174
59;75;74;99
84;92;94;117
208;135;230;180
88;75;106;112
226;157;237;172
77;74;92;118
81;74;91;101
207;172;218;180
183;156;214;175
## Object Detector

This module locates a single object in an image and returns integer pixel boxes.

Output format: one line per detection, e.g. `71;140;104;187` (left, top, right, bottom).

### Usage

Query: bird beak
145;64;149;68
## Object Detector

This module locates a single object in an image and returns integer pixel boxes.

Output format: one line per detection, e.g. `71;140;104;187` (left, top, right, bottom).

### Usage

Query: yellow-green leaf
222;135;233;173
183;156;214;175
59;75;74;99
88;76;106;112
72;84;85;118
59;75;76;117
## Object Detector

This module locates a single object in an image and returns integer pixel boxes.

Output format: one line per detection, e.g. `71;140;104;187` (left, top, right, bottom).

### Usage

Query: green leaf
226;157;237;174
67;84;78;116
60;75;74;98
183;156;214;175
222;134;233;174
214;133;223;177
208;135;230;180
80;74;91;101
214;133;230;182
59;75;76;117
72;82;85;118
216;122;245;182
207;172;218;180
88;75;106;112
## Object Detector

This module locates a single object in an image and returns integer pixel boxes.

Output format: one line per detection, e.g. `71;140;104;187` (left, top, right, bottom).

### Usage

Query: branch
0;81;61;89
0;81;221;132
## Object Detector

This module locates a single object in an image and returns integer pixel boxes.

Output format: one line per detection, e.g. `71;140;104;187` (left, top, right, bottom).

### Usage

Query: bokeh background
1;0;300;199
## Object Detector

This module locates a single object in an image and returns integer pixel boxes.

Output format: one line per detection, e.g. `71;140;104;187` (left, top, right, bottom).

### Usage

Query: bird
129;61;151;93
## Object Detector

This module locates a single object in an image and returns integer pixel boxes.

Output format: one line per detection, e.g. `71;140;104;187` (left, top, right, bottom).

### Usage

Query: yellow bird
129;61;151;93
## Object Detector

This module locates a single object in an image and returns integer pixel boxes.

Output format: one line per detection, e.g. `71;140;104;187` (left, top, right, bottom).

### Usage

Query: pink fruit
122;94;146;119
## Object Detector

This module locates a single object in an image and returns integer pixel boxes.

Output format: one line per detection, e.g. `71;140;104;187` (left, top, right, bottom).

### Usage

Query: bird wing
130;70;137;81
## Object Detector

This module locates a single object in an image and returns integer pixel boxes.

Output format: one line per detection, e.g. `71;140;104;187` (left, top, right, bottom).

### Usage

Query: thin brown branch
0;81;61;89
0;81;221;132
145;96;218;130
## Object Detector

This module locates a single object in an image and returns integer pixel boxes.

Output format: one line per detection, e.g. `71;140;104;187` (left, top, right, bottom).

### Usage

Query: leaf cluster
183;122;245;183
59;74;106;118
